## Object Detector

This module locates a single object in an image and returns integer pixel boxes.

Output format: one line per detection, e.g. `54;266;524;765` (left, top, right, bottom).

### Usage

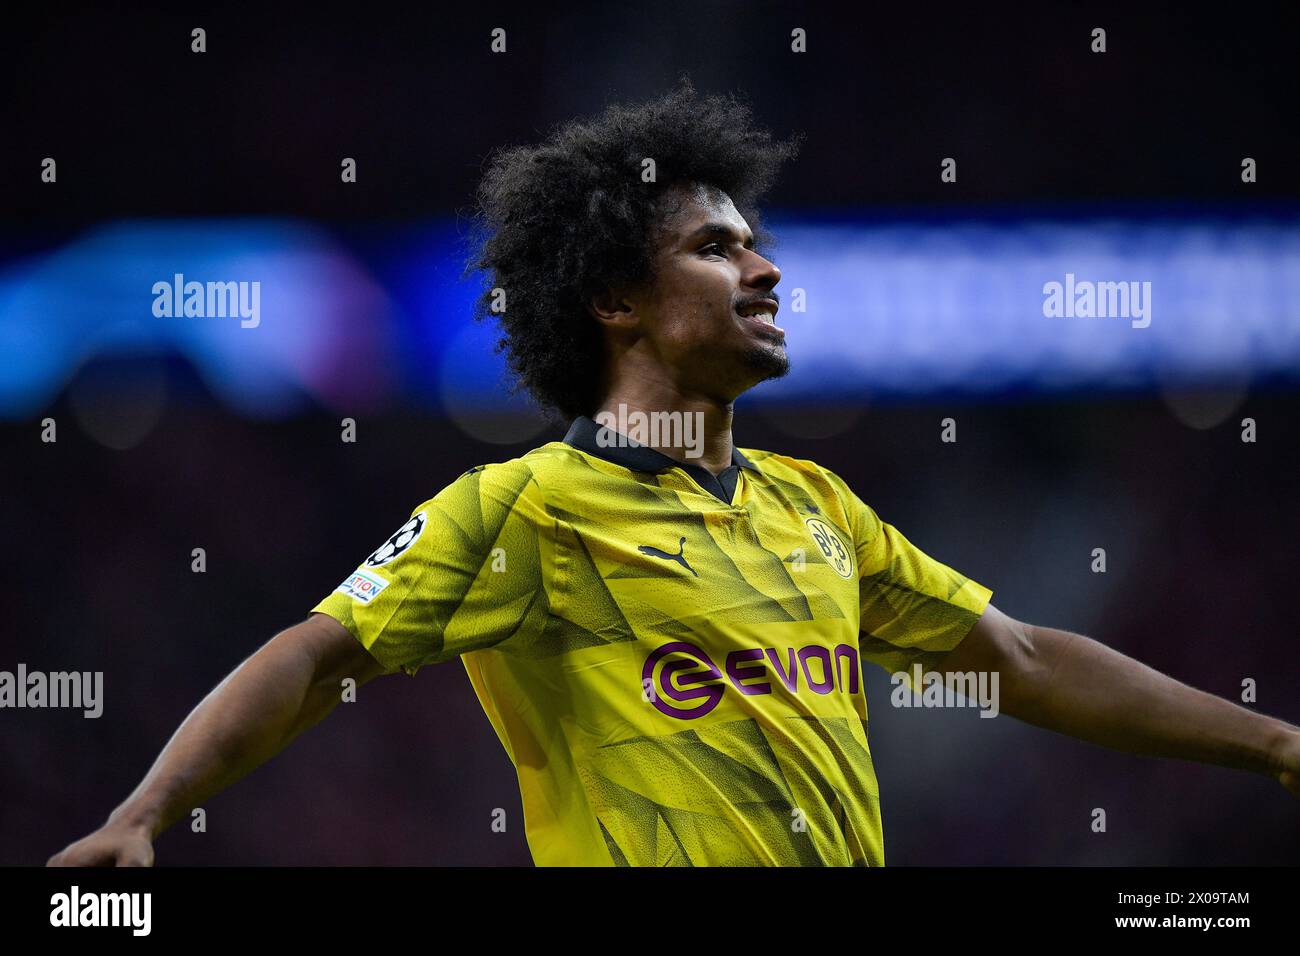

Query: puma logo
638;536;698;577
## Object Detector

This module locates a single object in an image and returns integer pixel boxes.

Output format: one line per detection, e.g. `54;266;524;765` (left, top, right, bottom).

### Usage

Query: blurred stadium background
2;5;1298;864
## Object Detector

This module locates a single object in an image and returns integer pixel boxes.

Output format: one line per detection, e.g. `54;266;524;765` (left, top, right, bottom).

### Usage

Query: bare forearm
1006;626;1294;777
107;629;341;839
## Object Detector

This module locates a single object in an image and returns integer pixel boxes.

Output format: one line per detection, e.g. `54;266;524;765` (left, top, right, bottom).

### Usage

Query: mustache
734;293;780;311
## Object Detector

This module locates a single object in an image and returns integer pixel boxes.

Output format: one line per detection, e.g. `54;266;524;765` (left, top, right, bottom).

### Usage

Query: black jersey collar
563;415;758;475
563;414;757;505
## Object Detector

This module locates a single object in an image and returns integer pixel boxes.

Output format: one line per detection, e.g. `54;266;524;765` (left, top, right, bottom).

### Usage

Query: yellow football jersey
312;415;992;866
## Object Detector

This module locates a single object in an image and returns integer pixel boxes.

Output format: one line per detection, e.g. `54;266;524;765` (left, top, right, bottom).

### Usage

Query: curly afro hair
464;77;802;423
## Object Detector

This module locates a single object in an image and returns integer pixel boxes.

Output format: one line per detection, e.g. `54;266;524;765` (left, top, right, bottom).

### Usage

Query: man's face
617;183;788;401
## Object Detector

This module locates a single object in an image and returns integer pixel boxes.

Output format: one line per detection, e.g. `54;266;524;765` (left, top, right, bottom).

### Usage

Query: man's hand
46;613;386;866
1275;730;1300;797
47;820;155;867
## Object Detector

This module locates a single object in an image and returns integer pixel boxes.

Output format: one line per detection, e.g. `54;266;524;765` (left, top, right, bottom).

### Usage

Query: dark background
2;2;1297;865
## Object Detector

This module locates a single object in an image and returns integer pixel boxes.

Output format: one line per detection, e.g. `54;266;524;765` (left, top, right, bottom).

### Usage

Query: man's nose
745;252;781;291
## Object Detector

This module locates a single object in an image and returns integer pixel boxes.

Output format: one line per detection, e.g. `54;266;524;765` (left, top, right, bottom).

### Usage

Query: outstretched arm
934;604;1300;795
47;613;387;866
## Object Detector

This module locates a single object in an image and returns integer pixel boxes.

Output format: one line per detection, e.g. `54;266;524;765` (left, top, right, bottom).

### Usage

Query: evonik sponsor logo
642;640;861;719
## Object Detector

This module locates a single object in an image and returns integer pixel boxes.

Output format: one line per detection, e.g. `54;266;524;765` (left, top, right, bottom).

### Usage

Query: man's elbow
942;606;1057;715
997;619;1078;719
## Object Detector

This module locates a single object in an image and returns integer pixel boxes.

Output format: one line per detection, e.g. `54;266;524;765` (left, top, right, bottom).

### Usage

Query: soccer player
49;82;1300;867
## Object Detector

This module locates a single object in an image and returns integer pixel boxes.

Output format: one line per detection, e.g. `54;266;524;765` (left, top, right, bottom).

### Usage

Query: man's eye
701;243;726;256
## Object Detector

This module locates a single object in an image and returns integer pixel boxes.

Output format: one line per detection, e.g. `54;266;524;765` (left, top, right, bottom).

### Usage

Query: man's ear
587;287;640;330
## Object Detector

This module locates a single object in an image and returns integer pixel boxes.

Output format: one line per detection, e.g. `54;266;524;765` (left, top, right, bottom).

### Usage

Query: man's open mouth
736;300;784;335
737;302;777;324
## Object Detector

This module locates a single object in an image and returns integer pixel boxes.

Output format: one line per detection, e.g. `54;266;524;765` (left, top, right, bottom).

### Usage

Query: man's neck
592;395;736;477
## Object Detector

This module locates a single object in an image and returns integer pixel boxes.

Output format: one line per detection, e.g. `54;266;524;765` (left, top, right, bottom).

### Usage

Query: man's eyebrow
686;222;755;249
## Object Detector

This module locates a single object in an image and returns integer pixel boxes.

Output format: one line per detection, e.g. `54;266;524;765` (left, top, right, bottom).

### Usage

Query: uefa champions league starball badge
365;512;427;567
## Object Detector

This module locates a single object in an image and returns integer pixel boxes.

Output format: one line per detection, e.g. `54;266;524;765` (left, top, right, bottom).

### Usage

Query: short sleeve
311;462;551;677
821;468;992;682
